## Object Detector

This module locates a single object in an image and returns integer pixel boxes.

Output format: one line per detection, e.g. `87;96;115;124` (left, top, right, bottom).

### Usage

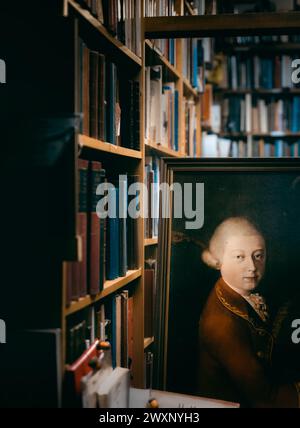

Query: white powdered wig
202;217;264;270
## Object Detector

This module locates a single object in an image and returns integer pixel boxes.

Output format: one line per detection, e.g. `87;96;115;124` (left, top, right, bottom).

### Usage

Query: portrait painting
154;158;300;408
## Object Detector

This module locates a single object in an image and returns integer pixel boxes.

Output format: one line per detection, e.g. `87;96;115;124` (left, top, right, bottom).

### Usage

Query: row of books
187;0;300;15
149;39;177;67
220;35;300;47
145;0;300;17
144;156;160;239
218;0;298;14
144;0;177;17
66;291;133;368
182;38;205;92
64;291;134;407
79;41;140;150
145;66;179;150
66;161;139;306
202;133;300;158
218;55;298;90
218;95;300;134
148;38;206;93
77;0;141;56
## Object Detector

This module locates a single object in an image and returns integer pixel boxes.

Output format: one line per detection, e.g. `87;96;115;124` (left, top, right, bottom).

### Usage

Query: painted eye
236;255;244;260
254;253;264;261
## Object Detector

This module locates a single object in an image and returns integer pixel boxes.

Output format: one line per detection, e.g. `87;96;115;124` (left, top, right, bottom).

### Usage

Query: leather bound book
66;262;79;305
121;291;129;368
127;175;139;270
65;262;72;307
106;185;119;280
106;61;117;145
144;269;155;339
82;44;90;136
89;50;99;139
133;80;140;151
119;175;128;278
78;159;89;297
98;53;106;142
88;162;106;296
127;296;134;374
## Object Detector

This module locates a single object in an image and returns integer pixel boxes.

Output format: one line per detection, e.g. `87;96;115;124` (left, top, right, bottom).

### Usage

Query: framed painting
154;158;300;408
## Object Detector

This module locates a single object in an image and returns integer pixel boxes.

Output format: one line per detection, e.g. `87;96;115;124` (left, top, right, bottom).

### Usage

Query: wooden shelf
79;134;142;159
144;337;155;349
183;78;199;98
145;40;181;81
65;269;142;316
68;0;142;68
145;238;158;247
144;12;300;39
215;88;300;95
145;139;183;158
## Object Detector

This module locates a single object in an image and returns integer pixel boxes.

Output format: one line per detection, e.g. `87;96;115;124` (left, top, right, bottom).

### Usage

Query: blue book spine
193;39;198;89
170;39;174;66
119;176;128;278
264;142;271;157
275;139;284;157
107;186;119;280
291;97;300;132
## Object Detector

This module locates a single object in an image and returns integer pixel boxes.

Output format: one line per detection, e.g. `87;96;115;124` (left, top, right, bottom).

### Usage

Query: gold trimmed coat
198;277;299;408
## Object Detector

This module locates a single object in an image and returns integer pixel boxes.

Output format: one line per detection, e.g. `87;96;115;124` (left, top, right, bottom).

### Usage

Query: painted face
220;234;266;297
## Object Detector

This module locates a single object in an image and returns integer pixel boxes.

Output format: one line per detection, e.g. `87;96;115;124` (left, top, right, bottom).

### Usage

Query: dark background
166;170;300;394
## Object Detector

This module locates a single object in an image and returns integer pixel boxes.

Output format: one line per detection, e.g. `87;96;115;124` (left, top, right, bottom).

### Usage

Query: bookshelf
60;0;147;395
203;32;300;158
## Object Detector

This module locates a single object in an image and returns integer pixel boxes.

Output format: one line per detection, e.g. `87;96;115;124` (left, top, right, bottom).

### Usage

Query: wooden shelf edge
145;40;181;80
144;12;300;39
145;140;183;158
144;337;155;349
183;78;199;98
79;134;142;159
144;238;158;247
65;268;142;316
68;0;142;67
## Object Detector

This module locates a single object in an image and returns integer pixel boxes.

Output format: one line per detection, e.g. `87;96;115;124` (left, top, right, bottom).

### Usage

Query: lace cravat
245;293;269;322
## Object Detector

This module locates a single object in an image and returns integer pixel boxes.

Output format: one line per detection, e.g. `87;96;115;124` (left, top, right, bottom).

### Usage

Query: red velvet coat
198;277;299;408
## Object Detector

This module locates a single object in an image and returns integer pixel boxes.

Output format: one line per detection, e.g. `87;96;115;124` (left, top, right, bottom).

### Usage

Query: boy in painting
198;217;300;408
